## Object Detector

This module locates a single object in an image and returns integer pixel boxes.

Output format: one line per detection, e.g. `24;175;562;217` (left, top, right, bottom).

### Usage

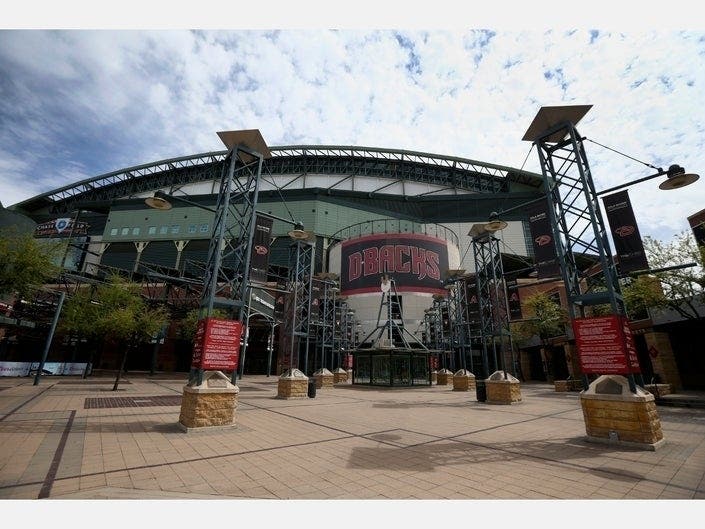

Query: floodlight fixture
287;221;308;240
658;164;700;190
484;211;508;232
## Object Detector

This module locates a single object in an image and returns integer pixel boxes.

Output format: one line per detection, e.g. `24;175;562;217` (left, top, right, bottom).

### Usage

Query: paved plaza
1;373;705;505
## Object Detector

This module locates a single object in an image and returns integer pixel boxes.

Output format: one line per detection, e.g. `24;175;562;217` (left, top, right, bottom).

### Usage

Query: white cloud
0;28;703;245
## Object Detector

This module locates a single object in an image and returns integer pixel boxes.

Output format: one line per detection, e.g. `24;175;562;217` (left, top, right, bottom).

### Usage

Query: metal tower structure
282;239;315;374
312;275;338;371
359;274;428;351
471;227;513;379
523;106;625;318
445;272;471;371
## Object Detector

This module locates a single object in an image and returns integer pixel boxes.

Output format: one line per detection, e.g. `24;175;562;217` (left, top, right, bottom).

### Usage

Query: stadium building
7;138;551;378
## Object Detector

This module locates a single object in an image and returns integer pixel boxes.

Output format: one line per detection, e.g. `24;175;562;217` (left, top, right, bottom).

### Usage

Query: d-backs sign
340;233;448;295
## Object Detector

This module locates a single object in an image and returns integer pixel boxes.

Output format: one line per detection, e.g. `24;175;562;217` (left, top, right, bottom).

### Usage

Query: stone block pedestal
333;368;348;384
581;375;664;450
313;368;334;388
436;368;453;386
486;371;522;404
452;369;476;391
277;368;308;399
178;370;239;432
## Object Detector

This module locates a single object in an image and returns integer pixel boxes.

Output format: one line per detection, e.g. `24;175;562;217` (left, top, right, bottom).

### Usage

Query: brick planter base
486;371;522;404
313;368;334;389
178;371;239;432
277;369;308;399
581;375;664;450
436;369;453;386
333;368;348;384
452;369;476;391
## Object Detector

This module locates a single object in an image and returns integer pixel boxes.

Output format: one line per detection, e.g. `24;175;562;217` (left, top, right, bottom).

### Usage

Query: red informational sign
191;318;244;371
430;355;439;370
343;354;353;370
573;315;640;374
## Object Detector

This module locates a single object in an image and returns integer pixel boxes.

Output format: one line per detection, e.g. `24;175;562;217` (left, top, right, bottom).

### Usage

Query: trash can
475;379;486;402
307;378;317;398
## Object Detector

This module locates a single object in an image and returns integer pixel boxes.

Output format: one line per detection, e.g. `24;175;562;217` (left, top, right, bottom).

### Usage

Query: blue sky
1;3;704;246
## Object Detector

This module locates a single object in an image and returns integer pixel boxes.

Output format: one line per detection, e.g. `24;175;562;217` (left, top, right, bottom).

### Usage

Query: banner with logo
464;274;481;334
340;233;448;295
34;218;89;238
602;190;649;275
505;279;522;321
527;201;560;279
0;362;90;376
249;215;273;283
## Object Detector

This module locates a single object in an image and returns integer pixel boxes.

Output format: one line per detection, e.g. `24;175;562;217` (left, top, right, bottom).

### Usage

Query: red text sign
573;315;640;374
191;318;244;372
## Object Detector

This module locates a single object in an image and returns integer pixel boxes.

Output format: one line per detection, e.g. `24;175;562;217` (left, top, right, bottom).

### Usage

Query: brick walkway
1;374;704;509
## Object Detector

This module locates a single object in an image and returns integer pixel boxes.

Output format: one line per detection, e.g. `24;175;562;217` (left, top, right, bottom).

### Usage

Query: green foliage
621;275;667;319
0;229;61;298
178;307;228;341
514;291;568;345
59;288;99;339
60;274;169;344
640;231;704;319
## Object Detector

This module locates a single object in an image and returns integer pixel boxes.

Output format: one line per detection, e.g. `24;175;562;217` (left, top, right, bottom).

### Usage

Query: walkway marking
38;410;76;499
0;383;55;422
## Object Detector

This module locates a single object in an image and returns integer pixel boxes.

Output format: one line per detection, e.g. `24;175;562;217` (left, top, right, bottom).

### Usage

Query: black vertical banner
464;274;480;333
506;279;522;321
250;215;273;283
602;191;648;275
528;201;561;279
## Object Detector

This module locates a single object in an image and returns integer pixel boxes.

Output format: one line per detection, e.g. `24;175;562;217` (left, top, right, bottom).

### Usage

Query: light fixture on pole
484;211;508;232
595;164;700;196
287;221;308;240
659;164;699;190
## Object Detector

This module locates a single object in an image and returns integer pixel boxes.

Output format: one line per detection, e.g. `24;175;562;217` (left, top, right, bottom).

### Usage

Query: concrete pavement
1;373;705;501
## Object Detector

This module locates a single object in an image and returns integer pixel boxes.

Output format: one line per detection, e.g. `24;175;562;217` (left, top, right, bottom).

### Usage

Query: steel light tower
523;106;633;389
470;223;513;379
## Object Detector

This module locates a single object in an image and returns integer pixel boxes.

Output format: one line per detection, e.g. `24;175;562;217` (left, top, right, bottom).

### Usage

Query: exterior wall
328;229;460;344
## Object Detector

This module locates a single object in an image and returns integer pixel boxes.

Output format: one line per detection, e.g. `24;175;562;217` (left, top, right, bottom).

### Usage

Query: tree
512;291;568;382
639;231;704;319
177;307;228;342
61;274;169;390
0;229;61;299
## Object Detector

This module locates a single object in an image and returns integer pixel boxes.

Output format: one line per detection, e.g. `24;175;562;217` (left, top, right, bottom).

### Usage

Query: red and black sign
602;190;649;275
527;201;560;279
464;274;481;332
191;317;244;372
506;279;522;321
340;233;449;295
573;315;640;375
249;214;273;283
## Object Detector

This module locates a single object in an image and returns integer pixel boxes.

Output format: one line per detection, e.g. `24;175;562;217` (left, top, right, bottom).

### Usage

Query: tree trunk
112;341;132;391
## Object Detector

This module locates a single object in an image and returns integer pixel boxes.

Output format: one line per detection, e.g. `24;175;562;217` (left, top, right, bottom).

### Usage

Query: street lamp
145;129;270;432
469;224;513;380
521;105;700;393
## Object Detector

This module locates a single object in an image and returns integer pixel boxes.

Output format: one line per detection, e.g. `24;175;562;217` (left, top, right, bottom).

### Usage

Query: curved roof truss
14;145;543;215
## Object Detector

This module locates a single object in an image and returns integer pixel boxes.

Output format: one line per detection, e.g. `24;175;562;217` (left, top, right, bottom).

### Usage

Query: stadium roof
11;145;544;215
